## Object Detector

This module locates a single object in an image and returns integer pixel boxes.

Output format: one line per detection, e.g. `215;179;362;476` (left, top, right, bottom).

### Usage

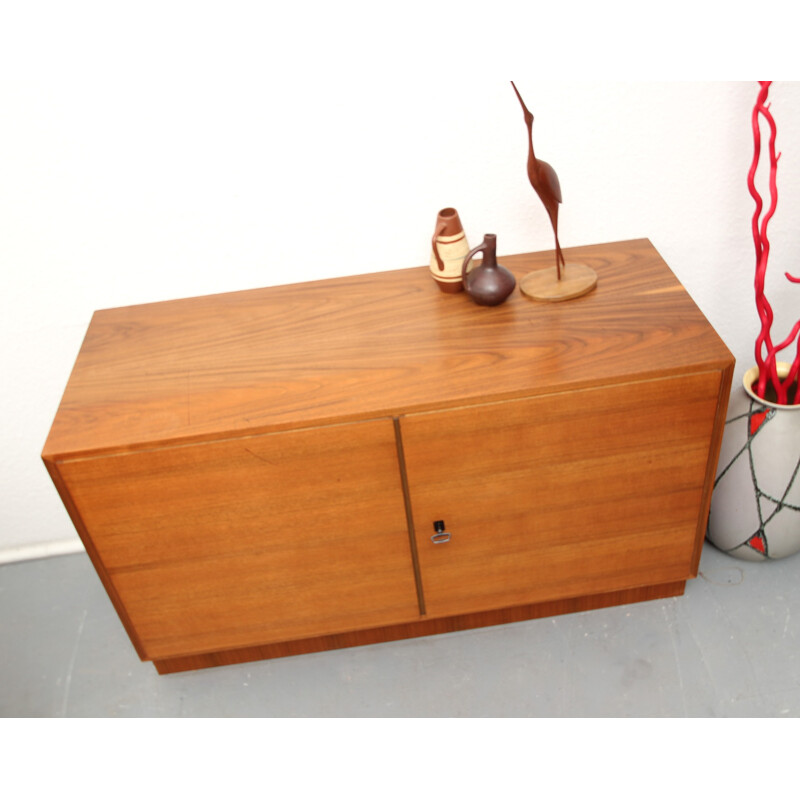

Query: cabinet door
58;419;420;660
399;373;722;619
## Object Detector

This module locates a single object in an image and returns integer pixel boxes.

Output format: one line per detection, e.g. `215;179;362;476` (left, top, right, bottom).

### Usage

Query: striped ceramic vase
430;207;470;293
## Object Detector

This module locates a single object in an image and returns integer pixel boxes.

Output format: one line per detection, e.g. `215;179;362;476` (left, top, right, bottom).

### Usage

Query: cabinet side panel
690;362;734;574
401;373;722;618
57;419;420;660
40;456;148;660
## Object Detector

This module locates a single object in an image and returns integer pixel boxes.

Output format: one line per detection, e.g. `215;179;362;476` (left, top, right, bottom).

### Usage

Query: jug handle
431;219;447;271
462;238;487;282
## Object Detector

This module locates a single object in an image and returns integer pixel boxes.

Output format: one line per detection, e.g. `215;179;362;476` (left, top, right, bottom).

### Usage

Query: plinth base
519;262;598;302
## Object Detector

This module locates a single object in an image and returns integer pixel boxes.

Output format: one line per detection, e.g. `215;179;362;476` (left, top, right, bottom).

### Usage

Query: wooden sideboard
42;239;734;673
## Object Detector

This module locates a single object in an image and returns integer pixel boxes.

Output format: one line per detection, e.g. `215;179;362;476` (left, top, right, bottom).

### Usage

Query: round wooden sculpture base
519;262;598;302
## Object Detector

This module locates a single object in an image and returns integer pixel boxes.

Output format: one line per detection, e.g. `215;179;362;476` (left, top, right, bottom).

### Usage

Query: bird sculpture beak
510;81;534;125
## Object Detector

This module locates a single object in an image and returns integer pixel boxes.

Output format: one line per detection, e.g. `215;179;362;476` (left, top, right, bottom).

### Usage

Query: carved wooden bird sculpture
511;81;566;280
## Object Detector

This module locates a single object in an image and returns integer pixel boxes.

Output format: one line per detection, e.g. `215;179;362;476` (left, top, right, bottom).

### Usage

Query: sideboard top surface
43;238;734;459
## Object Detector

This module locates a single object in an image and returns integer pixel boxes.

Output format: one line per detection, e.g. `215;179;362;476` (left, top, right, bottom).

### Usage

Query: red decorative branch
747;81;800;404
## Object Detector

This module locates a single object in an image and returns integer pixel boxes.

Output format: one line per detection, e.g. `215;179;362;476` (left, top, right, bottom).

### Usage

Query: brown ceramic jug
461;234;516;306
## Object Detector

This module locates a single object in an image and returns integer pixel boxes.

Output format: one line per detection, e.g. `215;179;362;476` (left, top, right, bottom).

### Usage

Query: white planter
707;363;800;561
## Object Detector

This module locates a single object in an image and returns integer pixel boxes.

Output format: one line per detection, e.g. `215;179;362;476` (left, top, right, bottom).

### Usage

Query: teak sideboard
42;239;734;673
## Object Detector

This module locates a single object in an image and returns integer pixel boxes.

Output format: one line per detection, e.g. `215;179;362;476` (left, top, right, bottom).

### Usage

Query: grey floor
2;542;799;717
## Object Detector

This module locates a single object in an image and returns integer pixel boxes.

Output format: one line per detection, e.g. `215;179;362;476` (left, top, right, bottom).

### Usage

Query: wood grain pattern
58;419;420;660
691;358;735;574
41;238;735;671
152;580;687;673
42;239;732;460
400;372;722;619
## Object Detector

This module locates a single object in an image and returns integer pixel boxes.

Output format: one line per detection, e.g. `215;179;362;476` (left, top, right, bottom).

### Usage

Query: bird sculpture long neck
525;118;536;171
511;81;537;167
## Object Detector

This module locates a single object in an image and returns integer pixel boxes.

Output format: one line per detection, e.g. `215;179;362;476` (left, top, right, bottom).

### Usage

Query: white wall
2;6;799;561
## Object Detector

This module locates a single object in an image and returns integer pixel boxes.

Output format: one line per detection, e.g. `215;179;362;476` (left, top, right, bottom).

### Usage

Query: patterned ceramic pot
430;207;471;293
707;362;800;561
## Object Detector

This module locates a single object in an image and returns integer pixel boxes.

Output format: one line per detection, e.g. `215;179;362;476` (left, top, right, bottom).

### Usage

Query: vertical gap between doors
392;416;427;616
